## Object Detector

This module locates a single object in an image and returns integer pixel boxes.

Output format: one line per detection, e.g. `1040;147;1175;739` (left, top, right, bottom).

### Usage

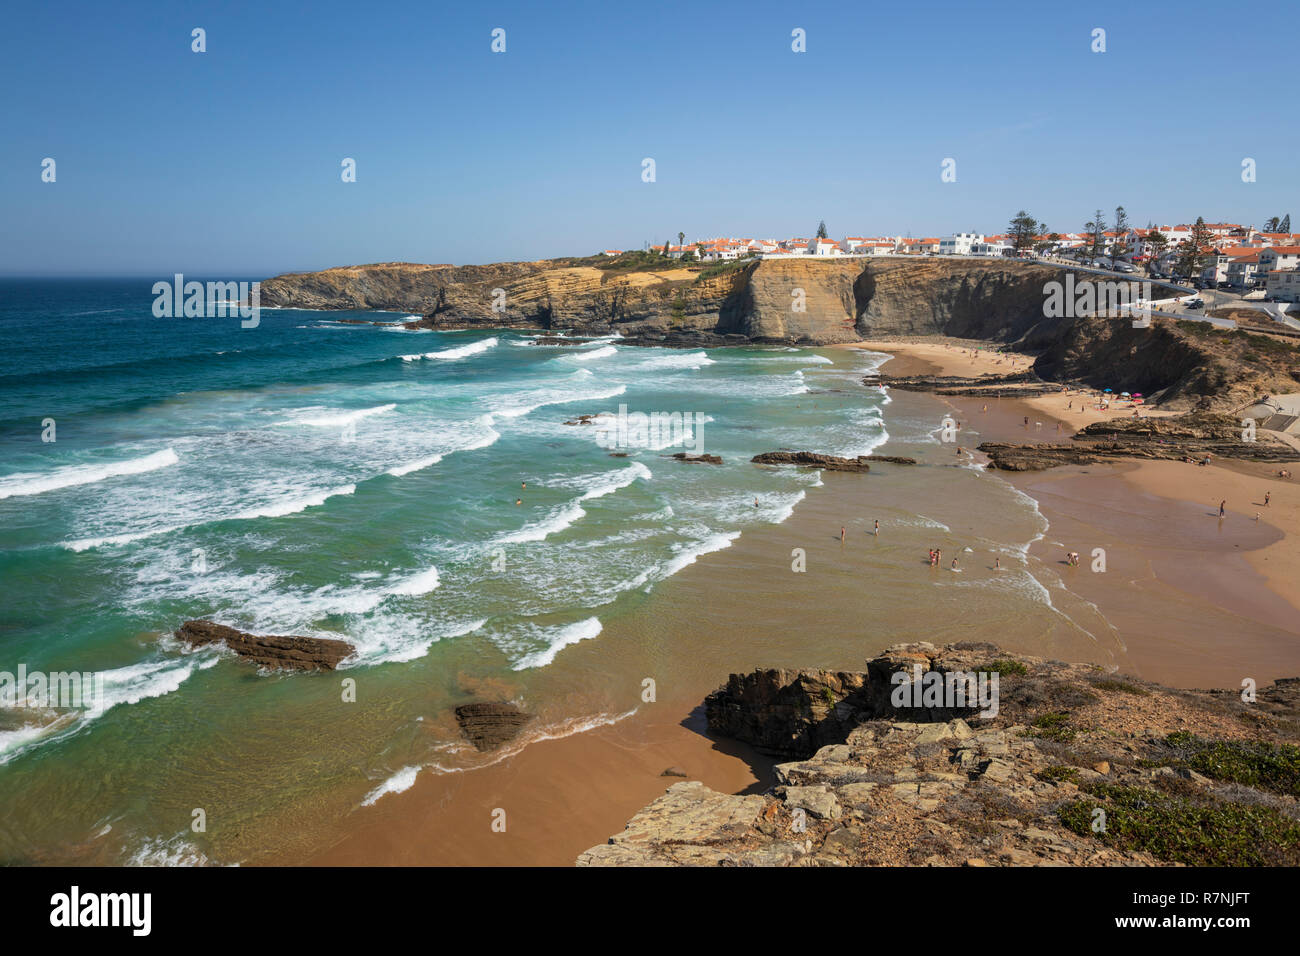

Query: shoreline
295;339;1300;866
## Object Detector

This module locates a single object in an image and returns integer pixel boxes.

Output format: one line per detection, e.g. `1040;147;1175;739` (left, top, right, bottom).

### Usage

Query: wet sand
302;344;1300;867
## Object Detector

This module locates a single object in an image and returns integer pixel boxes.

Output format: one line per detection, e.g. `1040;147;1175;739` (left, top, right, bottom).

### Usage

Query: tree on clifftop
1175;217;1212;279
816;221;828;239
1282;214;1292;233
677;231;685;250
1264;216;1281;233
1112;206;1130;259
1085;210;1108;258
1008;210;1038;251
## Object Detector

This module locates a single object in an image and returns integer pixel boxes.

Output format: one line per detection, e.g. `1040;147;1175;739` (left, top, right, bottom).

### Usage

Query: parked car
1186;299;1204;310
1112;262;1136;273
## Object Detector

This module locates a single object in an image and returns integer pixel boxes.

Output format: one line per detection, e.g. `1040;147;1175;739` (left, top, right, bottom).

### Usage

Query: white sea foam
361;766;421;806
512;616;603;670
0;448;179;500
283;404;396;428
0;652;220;766
488;383;627;420
62;483;357;551
403;337;499;362
497;462;649;544
126;834;219;867
569;344;618;362
387;454;443;477
385;566;440;596
659;530;741;579
633;350;715;371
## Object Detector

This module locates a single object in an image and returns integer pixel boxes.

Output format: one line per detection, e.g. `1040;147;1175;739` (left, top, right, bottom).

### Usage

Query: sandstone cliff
259;255;1082;346
578;643;1300;867
260;256;1300;410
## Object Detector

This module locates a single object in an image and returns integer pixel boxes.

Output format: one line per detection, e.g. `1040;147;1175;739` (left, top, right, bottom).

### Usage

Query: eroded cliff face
258;257;1080;345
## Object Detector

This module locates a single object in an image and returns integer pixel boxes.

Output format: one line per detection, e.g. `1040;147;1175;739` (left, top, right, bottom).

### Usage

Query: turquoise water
0;279;899;863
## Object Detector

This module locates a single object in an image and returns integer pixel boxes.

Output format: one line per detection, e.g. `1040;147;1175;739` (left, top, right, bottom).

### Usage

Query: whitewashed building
939;233;984;255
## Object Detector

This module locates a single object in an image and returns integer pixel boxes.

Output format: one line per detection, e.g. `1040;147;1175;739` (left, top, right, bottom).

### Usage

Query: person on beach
951;557;960;571
841;526;846;542
873;519;880;536
995;556;1001;570
982;404;988;413
1265;491;1271;507
1219;500;1226;518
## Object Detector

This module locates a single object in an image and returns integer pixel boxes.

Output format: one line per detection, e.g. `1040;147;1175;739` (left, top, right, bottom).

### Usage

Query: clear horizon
2;0;1295;277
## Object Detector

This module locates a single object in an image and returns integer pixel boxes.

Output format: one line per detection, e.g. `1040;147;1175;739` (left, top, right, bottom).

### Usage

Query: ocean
0;279;1115;864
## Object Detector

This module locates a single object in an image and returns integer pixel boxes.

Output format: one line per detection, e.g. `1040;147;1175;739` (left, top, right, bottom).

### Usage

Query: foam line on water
0;448;179;500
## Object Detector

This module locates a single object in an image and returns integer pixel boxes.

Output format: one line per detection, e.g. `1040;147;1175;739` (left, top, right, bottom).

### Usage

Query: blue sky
1;0;1294;276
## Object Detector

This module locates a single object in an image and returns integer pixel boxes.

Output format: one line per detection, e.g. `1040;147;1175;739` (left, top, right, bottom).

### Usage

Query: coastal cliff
260;256;1300;411
259;256;1079;345
578;643;1300;867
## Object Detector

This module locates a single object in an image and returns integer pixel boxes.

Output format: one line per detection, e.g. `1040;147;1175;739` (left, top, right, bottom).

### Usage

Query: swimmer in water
515;498;522;506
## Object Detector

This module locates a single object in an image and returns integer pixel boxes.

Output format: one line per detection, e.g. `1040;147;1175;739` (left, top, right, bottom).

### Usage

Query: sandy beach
299;342;1300;867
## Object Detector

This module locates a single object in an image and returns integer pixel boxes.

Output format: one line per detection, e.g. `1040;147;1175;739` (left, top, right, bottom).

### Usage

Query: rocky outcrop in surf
578;642;1300;867
175;620;354;671
751;451;873;472
454;702;535;752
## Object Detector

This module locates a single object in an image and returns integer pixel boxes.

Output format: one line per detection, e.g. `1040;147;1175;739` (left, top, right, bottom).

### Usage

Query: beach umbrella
1133;393;1143;397
1103;388;1112;393
1121;391;1131;397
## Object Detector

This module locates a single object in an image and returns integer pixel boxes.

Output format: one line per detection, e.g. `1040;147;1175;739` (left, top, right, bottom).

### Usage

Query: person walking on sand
873;519;880;536
995;556;1001;570
1265;491;1271;507
841;526;846;543
1219;500;1226;518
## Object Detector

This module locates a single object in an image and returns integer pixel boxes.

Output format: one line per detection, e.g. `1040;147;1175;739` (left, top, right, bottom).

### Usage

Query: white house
1258;246;1300;276
1225;252;1261;288
972;237;1014;257
939;233;984;255
1266;269;1300;302
806;237;842;256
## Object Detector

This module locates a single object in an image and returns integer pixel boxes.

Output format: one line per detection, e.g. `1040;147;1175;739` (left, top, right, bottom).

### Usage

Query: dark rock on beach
669;452;722;464
175;620;354;671
454;702;535;752
751;451;871;472
980;413;1300;471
